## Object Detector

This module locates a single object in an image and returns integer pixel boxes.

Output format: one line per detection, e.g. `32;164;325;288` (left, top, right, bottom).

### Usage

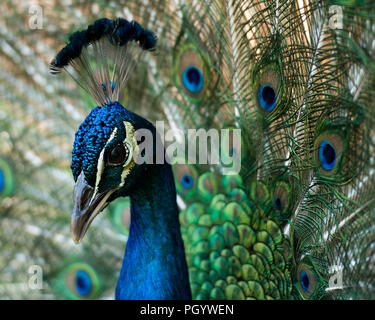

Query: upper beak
71;171;117;244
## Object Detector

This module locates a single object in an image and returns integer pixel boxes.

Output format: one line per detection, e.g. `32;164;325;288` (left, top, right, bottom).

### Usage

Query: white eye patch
89;127;118;205
119;121;139;187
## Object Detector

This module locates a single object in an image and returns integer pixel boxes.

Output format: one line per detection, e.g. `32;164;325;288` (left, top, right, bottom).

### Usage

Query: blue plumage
72;102;130;183
116;163;191;299
54;15;191;299
70;99;191;299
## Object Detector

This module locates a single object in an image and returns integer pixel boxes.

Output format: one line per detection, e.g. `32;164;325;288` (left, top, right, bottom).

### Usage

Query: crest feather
50;18;157;106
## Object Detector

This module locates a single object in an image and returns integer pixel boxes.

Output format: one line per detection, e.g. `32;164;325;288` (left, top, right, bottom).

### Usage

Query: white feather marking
90;127;118;205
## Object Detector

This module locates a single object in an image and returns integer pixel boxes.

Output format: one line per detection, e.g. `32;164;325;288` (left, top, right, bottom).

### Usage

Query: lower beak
71;171;117;244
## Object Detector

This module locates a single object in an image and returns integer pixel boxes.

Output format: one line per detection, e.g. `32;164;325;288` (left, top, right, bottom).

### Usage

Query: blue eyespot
318;140;336;171
181;174;194;189
75;270;92;297
300;270;310;292
182;66;204;93
0;168;5;194
257;85;277;112
273;196;282;211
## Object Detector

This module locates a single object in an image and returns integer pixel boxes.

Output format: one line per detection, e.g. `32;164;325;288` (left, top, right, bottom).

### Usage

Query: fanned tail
233;0;375;299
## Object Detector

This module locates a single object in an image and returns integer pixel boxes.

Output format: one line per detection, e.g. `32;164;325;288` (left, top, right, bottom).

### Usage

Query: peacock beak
71;171;118;244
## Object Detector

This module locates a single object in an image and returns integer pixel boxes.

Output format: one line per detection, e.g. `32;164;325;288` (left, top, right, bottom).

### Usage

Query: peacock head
70;101;155;243
48;17;158;244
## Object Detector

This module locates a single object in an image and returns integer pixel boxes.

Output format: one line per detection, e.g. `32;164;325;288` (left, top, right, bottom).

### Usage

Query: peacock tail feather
0;0;375;299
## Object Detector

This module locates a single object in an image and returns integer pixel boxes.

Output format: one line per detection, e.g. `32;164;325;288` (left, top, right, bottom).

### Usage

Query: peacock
0;0;375;300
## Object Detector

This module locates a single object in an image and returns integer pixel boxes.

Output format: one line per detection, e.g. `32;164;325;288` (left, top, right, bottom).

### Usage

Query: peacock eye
300;270;310;292
181;174;194;189
75;270;93;297
272;181;291;216
297;264;317;299
254;67;281;114
318;140;336;171
175;45;209;99
107;143;129;166
273;196;282;211
314;132;343;176
56;262;100;300
257;85;277;112
182;65;204;93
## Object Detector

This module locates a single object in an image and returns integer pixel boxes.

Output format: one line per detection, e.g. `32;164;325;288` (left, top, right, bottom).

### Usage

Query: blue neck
115;163;192;300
